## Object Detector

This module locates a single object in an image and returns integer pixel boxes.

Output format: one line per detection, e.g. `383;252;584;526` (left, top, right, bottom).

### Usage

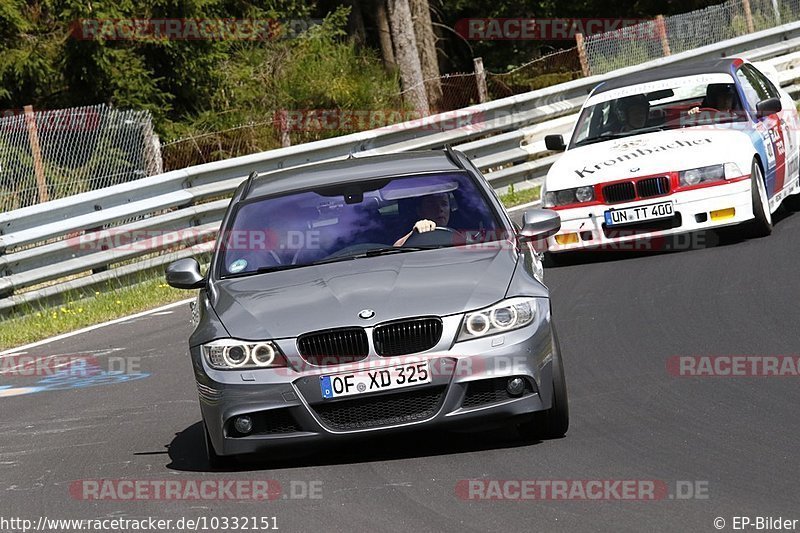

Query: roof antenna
242;170;258;198
443;144;459;165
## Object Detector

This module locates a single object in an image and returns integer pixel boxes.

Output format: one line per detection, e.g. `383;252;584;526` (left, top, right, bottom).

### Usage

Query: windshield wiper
574;127;665;147
363;246;437;257
573;133;630;147
224;246;438;277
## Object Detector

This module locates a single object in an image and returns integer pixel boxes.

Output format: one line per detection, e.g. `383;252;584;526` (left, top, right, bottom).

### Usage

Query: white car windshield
570;73;747;148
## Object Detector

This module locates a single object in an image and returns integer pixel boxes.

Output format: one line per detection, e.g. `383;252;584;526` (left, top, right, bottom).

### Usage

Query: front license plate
604;201;674;226
320;362;432;399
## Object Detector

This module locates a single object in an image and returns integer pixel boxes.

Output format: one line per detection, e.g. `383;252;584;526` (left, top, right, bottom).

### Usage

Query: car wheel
748;159;772;237
518;325;569;440
204;421;235;470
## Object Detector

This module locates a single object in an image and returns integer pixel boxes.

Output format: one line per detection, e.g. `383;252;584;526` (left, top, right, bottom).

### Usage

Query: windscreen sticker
229;259;248;273
588;73;734;105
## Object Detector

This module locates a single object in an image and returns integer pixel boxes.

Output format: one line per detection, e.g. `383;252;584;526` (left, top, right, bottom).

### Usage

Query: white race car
542;57;800;254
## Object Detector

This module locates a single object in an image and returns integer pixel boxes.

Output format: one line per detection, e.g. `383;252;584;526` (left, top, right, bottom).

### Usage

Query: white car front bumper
546;177;753;253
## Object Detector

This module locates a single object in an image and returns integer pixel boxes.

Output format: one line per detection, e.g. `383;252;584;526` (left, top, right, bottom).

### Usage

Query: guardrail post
474;57;489;103
575;33;591;77
771;0;781;24
23;105;49;204
743;0;755;33
656;15;671;57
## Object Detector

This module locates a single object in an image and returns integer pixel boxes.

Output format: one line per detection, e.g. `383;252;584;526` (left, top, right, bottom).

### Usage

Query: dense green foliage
0;0;748;142
0;1;401;141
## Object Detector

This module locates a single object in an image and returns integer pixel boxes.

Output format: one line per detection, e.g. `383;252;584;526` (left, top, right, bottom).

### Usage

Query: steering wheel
402;226;459;247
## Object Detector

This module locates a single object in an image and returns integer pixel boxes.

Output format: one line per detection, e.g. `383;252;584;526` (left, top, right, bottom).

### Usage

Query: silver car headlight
201;339;287;370
457;297;537;341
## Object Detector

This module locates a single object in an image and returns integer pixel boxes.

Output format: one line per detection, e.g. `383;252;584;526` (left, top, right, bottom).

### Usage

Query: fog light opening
506;377;526;397
233;415;253;435
710;207;735;221
555;233;579;245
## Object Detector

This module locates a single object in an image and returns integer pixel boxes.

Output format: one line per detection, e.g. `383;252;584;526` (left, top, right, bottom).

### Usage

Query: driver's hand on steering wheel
413;219;437;233
394;219;439;246
687;106;700;115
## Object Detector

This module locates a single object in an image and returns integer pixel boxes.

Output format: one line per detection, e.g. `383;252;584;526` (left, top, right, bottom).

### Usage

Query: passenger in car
616;94;651;132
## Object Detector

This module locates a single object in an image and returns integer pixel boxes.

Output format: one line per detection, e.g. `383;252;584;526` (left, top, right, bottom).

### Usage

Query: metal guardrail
3;23;800;315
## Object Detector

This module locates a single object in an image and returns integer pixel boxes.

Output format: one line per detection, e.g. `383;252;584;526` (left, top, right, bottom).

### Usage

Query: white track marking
0;298;194;356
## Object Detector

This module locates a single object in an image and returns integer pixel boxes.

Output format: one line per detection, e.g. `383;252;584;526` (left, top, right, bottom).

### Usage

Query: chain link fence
0;105;161;212
487;48;583;99
584;0;800;75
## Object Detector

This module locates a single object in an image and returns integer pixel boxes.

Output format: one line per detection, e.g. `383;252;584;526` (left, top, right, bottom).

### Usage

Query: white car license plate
604;201;674;226
320;361;431;399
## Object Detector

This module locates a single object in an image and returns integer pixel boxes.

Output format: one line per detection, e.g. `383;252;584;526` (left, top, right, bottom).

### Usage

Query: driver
688;84;737;115
394;192;451;246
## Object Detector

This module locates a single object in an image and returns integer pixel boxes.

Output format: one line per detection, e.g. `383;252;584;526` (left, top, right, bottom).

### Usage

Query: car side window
735;67;765;114
746;65;780;98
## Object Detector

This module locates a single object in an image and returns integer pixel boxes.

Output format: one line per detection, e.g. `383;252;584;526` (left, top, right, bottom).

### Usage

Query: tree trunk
373;0;395;68
409;0;442;112
386;0;429;113
345;0;367;45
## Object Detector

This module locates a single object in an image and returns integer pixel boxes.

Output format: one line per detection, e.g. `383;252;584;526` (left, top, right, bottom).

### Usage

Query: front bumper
193;303;555;457
547;177;753;253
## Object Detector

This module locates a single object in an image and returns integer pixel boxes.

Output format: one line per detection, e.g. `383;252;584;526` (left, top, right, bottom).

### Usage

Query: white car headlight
457;297;537;341
679;164;725;187
202;339;286;370
543;186;595;207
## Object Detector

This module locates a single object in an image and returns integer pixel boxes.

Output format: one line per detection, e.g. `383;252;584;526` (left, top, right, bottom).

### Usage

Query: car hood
547;127;753;189
210;246;524;339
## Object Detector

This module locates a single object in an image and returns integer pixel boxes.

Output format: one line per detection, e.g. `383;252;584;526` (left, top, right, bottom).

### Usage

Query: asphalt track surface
1;209;799;532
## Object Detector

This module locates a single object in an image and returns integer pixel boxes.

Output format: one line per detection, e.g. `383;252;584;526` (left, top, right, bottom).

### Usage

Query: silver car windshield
218;172;503;277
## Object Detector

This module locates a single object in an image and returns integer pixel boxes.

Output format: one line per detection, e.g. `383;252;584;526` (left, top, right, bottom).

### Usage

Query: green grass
0;276;191;351
1;183;542;350
500;184;541;207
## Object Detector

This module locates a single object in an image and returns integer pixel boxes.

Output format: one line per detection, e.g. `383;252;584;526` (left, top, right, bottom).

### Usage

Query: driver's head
620;95;650;129
706;84;736;111
416;193;451;226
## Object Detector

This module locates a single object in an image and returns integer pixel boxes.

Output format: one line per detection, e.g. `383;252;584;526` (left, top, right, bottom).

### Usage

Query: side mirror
544;134;566;152
756;97;781;118
165;258;205;289
519;209;561;239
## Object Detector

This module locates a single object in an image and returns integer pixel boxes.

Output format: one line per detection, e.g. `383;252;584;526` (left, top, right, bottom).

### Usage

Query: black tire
518;325;569;440
748;159;773;237
204;422;235;470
